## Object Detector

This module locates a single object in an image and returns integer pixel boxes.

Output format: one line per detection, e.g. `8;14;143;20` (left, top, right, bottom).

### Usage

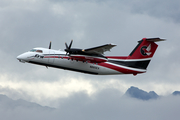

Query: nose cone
17;52;30;63
17;54;24;60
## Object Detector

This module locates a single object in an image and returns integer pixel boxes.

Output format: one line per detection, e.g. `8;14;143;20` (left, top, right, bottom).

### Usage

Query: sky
0;0;180;119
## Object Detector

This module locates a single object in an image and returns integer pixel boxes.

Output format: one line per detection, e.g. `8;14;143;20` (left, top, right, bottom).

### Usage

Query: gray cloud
56;90;180;120
0;0;179;92
0;1;180;119
0;0;179;85
1;88;180;120
128;0;180;23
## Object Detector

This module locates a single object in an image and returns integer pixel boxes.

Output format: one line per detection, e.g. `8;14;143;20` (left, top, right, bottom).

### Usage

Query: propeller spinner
64;40;86;55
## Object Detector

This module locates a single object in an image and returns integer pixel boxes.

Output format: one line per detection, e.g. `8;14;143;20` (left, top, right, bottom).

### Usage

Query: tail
127;38;165;70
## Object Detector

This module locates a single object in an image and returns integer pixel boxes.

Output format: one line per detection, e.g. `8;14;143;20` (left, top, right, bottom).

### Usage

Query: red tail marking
127;38;158;59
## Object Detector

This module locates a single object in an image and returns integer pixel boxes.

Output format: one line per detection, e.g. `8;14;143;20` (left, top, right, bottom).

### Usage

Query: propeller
49;41;52;49
65;40;73;55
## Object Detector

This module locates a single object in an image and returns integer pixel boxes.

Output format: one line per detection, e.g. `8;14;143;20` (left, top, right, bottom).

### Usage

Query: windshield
30;49;36;52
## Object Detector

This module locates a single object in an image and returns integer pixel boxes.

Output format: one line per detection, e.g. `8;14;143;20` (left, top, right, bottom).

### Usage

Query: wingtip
160;38;166;41
109;43;117;46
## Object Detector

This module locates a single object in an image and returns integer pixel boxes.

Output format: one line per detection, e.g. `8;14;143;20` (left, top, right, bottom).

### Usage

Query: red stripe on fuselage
98;62;145;74
71;56;107;63
38;55;145;74
44;55;107;63
106;56;128;59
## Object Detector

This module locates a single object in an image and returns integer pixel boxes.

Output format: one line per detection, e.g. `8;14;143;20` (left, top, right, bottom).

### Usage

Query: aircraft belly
52;59;121;75
98;66;122;75
54;59;99;73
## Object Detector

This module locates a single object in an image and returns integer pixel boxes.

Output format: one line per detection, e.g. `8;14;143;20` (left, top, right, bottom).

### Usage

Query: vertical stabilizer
127;38;164;70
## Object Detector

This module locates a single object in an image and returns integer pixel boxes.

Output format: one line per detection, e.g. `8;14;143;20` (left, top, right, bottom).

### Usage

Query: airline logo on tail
141;44;152;56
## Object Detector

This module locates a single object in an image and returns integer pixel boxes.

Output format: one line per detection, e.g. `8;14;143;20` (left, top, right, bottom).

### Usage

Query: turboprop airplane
17;38;164;75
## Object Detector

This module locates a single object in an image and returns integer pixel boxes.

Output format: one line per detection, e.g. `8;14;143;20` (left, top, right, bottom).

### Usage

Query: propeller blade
65;42;68;49
68;39;73;49
49;41;51;49
65;39;73;55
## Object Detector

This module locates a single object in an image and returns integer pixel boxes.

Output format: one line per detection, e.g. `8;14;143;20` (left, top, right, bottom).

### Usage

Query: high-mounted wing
63;41;116;63
82;44;116;55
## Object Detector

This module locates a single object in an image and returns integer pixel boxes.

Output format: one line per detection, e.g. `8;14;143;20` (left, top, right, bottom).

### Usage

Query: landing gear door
48;51;55;64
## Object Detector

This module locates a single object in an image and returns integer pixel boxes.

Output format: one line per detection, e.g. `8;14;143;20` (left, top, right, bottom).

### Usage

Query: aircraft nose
17;54;23;60
17;53;29;63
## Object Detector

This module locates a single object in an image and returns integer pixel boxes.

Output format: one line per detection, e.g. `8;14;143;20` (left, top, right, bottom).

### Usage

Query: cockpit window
36;50;43;53
29;49;43;53
30;49;36;52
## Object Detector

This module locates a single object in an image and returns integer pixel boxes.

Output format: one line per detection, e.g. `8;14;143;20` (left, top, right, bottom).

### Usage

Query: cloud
55;90;180;120
1;88;180;120
0;1;180;119
121;0;180;23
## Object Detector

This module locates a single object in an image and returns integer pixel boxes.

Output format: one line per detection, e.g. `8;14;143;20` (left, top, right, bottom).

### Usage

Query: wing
82;44;116;55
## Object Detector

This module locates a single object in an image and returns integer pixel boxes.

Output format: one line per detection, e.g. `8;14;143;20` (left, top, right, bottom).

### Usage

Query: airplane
17;38;165;76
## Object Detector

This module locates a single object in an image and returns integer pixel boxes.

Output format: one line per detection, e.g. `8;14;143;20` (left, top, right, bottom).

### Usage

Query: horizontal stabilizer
145;38;166;42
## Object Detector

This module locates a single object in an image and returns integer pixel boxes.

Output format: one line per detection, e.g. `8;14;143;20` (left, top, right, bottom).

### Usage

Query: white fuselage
17;48;123;75
17;38;164;75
